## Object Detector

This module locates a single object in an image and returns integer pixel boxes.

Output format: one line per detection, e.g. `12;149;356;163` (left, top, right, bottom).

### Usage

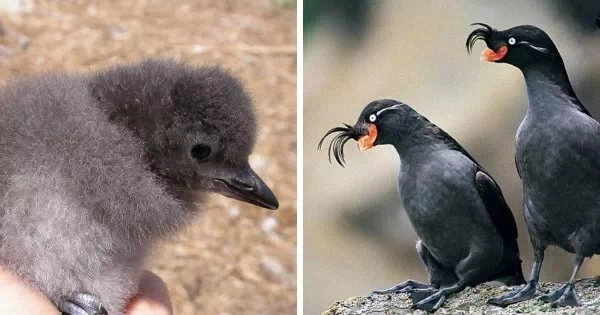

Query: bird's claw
541;283;580;307
59;293;107;315
487;281;536;307
372;280;431;294
372;287;410;294
412;290;446;313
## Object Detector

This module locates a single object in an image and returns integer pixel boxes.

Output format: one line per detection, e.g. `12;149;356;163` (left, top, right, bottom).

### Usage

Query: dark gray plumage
0;59;278;315
467;23;600;307
319;100;524;312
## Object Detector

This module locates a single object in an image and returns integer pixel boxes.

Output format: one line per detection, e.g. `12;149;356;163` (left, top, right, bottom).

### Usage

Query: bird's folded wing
474;170;519;248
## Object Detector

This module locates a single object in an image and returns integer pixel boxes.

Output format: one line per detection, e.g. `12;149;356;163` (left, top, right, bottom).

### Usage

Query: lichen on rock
323;278;600;315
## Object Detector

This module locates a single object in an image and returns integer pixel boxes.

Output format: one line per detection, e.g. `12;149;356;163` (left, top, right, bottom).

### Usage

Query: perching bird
0;59;278;315
318;99;525;312
467;23;600;308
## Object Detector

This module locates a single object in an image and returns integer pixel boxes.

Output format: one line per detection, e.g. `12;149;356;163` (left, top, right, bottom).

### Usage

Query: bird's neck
390;126;452;159
520;60;581;114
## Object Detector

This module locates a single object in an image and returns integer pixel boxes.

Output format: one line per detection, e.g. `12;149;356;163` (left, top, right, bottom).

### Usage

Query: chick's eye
508;37;516;45
191;144;212;162
369;114;377;123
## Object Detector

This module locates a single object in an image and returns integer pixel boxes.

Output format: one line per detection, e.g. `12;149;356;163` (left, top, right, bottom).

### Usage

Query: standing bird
467;23;599;307
0;59;279;315
318;100;524;312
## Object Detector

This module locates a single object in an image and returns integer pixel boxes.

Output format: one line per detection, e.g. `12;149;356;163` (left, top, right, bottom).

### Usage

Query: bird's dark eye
191;144;212;162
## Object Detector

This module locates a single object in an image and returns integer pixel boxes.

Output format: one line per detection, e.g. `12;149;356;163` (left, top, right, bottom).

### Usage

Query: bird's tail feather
499;245;526;285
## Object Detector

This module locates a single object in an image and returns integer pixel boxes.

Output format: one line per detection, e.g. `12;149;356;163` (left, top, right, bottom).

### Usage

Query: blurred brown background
304;1;600;314
0;0;296;314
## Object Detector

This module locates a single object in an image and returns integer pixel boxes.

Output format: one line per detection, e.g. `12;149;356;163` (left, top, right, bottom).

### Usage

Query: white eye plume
370;104;402;122
526;43;549;53
518;40;550;54
509;37;551;54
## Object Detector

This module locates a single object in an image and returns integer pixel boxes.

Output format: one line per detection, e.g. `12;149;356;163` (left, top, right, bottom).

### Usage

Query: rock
322;278;600;315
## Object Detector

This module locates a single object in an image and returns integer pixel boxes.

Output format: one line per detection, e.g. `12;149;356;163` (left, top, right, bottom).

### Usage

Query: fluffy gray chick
0;59;278;315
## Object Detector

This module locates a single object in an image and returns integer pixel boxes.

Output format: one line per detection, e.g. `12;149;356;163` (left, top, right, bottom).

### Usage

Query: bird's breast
516;113;600;235
398;161;494;265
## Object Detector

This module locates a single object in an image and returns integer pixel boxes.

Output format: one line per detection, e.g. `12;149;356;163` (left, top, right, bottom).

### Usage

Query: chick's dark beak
213;163;279;210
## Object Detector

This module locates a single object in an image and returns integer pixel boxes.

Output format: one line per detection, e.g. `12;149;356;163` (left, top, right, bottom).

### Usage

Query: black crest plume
318;123;360;167
466;22;494;54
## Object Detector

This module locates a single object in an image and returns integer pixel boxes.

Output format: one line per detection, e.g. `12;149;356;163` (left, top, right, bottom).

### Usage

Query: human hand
125;270;173;315
0;268;172;315
0;266;60;314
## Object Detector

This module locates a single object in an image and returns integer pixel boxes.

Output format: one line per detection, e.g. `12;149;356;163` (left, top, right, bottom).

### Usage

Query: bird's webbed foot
372;280;433;294
59;293;107;315
487;281;536;307
540;283;580;307
409;287;438;305
412;288;449;313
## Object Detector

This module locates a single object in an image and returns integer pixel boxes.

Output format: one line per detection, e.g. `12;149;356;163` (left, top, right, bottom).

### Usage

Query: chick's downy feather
0;59;271;314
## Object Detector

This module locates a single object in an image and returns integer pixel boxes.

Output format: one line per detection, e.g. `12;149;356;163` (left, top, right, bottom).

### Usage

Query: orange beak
357;124;377;151
480;45;508;62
